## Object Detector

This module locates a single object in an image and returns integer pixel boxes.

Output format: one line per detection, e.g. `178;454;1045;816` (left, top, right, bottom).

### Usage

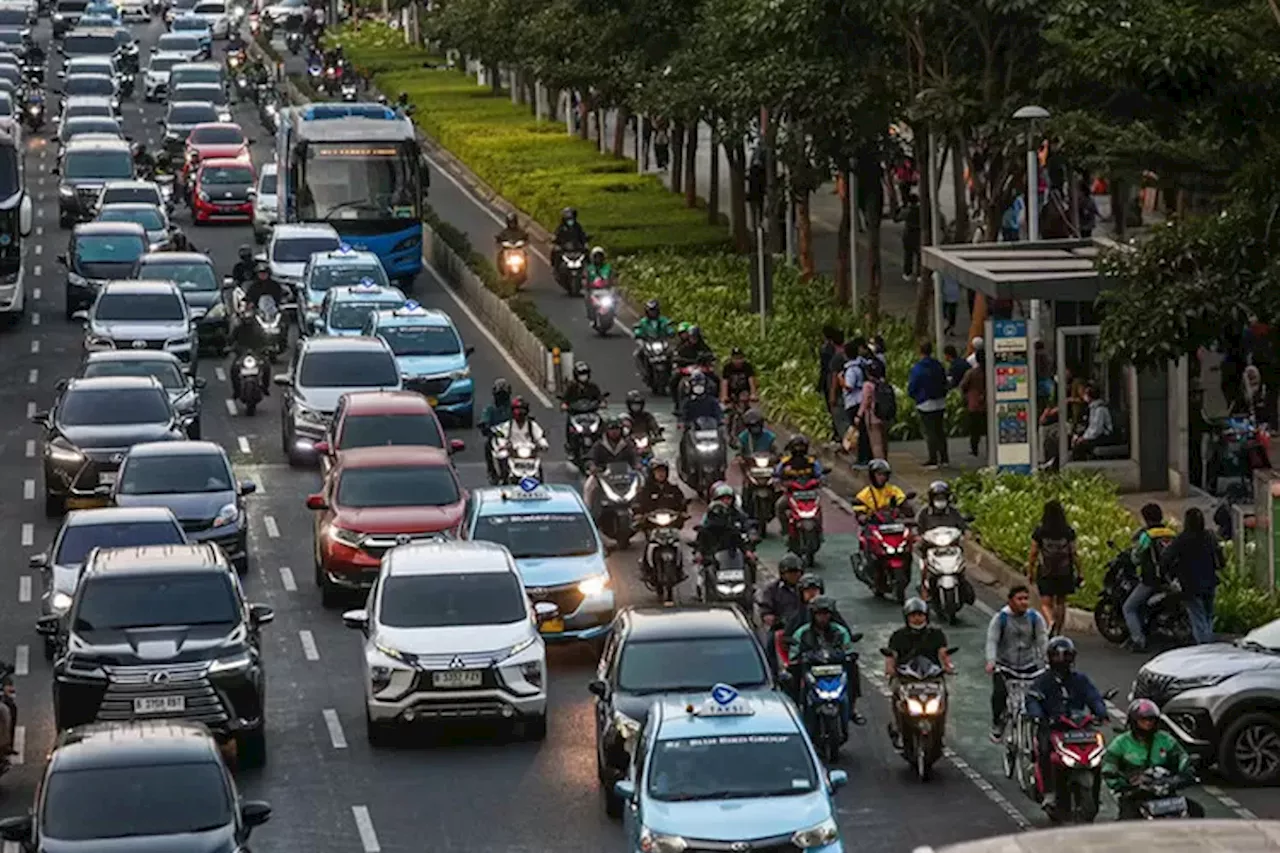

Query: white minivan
252;162;277;244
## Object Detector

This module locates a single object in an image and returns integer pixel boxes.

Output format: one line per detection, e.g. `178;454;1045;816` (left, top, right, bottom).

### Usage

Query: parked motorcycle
920;526;972;624
641;510;685;604
564;396;605;473
636;336;673;396
1124;766;1197;820
594;462;639;548
232;352;264;415
797;646;859;763
1204;415;1270;501
1092;544;1191;647
678;416;727;500
555;247;586;296
498;238;528;286
1024;707;1108;824
741;451;778;532
491;433;544;485
585;283;617;335
853;498;916;602
884;649;954;780
783;477;823;567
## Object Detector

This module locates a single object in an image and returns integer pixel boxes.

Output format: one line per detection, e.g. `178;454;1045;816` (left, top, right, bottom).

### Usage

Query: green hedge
253;30;281;65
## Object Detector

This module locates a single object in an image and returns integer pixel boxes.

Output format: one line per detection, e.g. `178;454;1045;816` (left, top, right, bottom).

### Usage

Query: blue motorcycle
798;646;857;763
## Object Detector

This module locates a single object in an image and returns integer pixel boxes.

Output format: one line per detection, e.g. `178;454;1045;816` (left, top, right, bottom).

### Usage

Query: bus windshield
298;141;417;224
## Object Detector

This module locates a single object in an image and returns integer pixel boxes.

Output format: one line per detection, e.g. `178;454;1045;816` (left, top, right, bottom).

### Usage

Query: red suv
306;446;466;607
192;158;256;224
314;391;465;476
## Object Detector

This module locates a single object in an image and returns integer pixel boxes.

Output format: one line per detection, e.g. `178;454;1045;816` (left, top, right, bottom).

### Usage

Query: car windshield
379;325;461;357
55;520;185;565
617;638;769;693
94;291;183;320
330;299;402;331
298;350;397;388
119;453;232;495
68;61;112;76
647;734;817;802
64;150;132;180
1241;619;1280;651
308;263;386;292
102;187;159;206
74;572;238;631
336;466;458;508
189;125;242;145
42;762;231;840
170;68;219;86
63;34;115;54
83;359;186;389
201;165;251;184
59;387;171;426
472;513;597;559
259;171;277;193
339;413;441;450
194;1;223;11
64;76;113;96
168;105;217;125
149;55;181;73
175;86;226;105
98;207;164;231
172;16;207;28
378;573;526;628
63;104;113;122
0;10;25;24
139;261;216;291
57;0;88;10
274;235;339;263
75;234;145;263
62;118;120;141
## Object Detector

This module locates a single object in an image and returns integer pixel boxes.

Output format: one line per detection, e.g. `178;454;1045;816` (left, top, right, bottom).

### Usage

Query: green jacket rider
586;246;614;286
634;299;675;340
1102;699;1192;801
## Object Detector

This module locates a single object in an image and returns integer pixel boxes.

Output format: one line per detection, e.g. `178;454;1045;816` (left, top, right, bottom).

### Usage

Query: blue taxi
466;483;613;646
616;686;847;853
300;246;389;334
362;301;475;425
313;280;406;338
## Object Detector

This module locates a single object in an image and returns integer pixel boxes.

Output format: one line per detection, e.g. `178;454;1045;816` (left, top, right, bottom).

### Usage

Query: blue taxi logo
519;477;541;493
337;243;353;253
355;278;378;290
710;684;739;706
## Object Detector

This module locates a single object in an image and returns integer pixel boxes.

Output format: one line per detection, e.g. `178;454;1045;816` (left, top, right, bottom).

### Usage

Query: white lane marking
423;254;556;409
17;576;30;603
33;244;41;256
22;479;33;500
299;630;319;661
278;567;297;591
30;311;38;326
20;524;33;547
237;436;250;454
11;726;23;765
24;439;34;458
14;645;28;676
215;366;226;381
26;401;36;419
30;339;38;354
3;840;17;853
27;368;37;384
351;805;379;852
263;515;279;538
224;398;237;416
34;226;42;236
322;708;347;749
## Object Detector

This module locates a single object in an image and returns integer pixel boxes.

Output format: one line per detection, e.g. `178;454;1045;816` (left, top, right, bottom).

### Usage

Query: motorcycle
23;63;42;84
119;73;135;98
555;247;586;296
340;80;358;101
621;416;659;469
920;526;973;624
694;536;756;615
1124;766;1197;820
490;432;544;485
1026;708;1108;825
23;99;42;131
1204;415;1271;501
635;336;673;396
678;416;727;500
797;646;859;763
585;283;617;336
853;498;917;602
564;396;606;473
594;462;639;548
1092;544;1191;647
641;510;685;604
285;30;302;54
322;65;342;96
233;352;264;415
884;650;954;781
783;477;823;567
741;451;778;532
498;239;527;286
226;49;246;76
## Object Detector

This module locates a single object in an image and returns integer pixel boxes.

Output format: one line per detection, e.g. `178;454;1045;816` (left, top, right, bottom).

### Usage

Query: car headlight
49;437;84;464
51;591;73;613
792;818;839;849
295;404;326;424
85;334;115;350
578;574;608;596
208;652;251;673
165;334;192;349
67;271;86;286
639;828;686;853
518;659;542;688
59;185;74;197
324;523;361;547
613;710;641;742
211;502;239;528
198;190;209;202
506;635;536;660
1170;673;1229;691
448;366;470;381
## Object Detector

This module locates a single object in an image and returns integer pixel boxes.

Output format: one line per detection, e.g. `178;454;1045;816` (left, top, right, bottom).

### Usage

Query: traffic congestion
0;2;1276;853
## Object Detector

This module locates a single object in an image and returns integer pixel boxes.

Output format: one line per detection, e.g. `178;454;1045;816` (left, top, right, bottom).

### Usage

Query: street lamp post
1013;104;1049;326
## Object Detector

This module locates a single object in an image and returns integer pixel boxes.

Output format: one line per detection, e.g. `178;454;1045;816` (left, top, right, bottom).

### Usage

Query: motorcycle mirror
905;490;918;500
849;632;864;643
465;345;475;356
449;438;465;453
946;646;959;654
1104;688;1118;700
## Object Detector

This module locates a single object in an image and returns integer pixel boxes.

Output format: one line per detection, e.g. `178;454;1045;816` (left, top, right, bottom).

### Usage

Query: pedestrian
984;584;1048;742
966;336;983;368
944;344;968;388
942;274;960;337
1078;178;1099;238
1026;499;1080;636
1159;507;1223;644
819;326;846;442
840;338;868;463
1001;194;1024;242
908;341;949;468
959;346;987;457
653;122;670;171
872;334;888;367
859;356;891;461
1122;503;1176;653
900;191;922;280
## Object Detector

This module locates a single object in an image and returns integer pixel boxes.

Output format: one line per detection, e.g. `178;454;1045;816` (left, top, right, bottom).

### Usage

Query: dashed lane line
1202;784;1259;819
351;805;380;852
224;398;237;416
20;523;32;547
278;567;297;591
25;401;35;419
27;368;37;384
30;311;38;326
14;645;28;677
30;339;38;354
322;709;347;749
299;629;319;660
215;366;226;381
263;515;280;538
24;439;34;458
237;436;251;454
17;576;30;603
22;479;33;500
12;726;24;765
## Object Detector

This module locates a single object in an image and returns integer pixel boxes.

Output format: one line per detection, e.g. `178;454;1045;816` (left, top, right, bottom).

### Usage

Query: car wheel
603;778;622;819
234;553;249;575
522;714;547;741
319;571;341;609
366;710;395;747
236;727;267;769
44;490;64;518
1219;711;1280;785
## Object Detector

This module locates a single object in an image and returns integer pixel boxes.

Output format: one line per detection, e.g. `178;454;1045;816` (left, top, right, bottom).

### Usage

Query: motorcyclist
788;596;857;724
479;379;514;482
1025;637;1108;809
1103;699;1202;819
0;663;13;760
494;212;528;256
586;245;614;288
497;396;548;449
720;346;758;404
633;299;674;340
551;206;588;271
241;259;286;310
674;324;714;368
694;482;756;564
773;435;825;531
561;361;604;451
231;244;255;287
756;553;806;636
885;598;953;749
915;480;966;532
168;227;192;252
623;389;661;440
227;300;267;400
853;459;911;518
396;91;412;115
737;409;777;462
133;143;156;179
584;418;639;515
633;460;687;518
784;575;865;723
680;371;722;427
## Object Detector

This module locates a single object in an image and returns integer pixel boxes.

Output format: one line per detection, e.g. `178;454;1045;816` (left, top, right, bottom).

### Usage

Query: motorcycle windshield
898;656;943;680
922;527;962;547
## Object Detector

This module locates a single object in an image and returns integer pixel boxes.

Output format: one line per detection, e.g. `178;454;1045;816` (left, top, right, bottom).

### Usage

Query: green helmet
710;482;735;503
677;321;692;334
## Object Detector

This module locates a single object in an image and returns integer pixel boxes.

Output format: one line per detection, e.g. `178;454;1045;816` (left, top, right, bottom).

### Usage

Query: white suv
251;163;277;244
342;541;556;745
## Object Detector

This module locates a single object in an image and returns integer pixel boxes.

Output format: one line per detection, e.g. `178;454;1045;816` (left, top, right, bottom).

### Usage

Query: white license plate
1145;797;1186;816
717;569;746;582
432;670;482;689
99;471;116;485
133;695;184;714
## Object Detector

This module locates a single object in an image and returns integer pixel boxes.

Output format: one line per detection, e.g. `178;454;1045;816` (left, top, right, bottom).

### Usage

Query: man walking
908;341;950;467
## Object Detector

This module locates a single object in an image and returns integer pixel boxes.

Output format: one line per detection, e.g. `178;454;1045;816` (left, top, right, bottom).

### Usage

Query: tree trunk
858;153;885;328
763;119;781;253
726;139;749;252
611;108;629;158
487;63;499;95
576;96;589;140
671;122;685;194
708;127;720;225
798;190;814;280
835;171;851;306
951;137;969;242
684;122;698;208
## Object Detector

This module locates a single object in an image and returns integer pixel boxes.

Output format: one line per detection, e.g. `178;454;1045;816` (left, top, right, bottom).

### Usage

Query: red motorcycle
1025;709;1108;825
852;495;916;602
783;477;823;568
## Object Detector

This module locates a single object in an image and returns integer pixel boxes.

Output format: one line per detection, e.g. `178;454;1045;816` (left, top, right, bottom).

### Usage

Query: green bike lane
750;531;1244;828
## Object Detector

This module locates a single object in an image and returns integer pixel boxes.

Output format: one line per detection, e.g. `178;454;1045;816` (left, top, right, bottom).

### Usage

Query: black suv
0;721;271;850
37;544;274;766
54;137;134;228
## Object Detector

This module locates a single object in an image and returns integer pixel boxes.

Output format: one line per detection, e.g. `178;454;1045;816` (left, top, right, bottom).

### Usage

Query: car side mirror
0;815;32;842
29;409;49;426
195;376;207;388
239;480;257;495
55;252;67;266
312;440;330;455
305;493;327;511
533;601;559;623
449;438;465;453
613;780;636;802
71;310;88;321
464;345;475;356
35;615;60;636
249;603;273;625
828;769;849;790
29;553;47;569
239;801;271;828
587;679;608;699
272;374;291;387
342;609;368;631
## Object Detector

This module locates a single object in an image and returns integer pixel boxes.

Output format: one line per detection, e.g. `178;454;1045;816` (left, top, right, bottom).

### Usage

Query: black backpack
873;378;897;423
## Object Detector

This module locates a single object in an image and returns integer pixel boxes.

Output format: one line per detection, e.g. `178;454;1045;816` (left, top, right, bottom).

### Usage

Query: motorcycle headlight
753;456;771;467
51;591;73;613
577;574;608;596
515;446;532;459
208;651;251;674
906;698;925;716
595;294;614;308
792;818;839;850
26;105;36;115
695;441;720;453
924;695;943;715
639;828;686;853
651;512;674;526
211;502;239;528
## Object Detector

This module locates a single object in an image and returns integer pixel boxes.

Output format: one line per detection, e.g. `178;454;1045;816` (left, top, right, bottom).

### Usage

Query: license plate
717;569;746;582
431;670;482;689
1060;729;1097;743
134;695;184;714
1144;797;1186;816
426;396;438;406
99;471;116;485
539;617;565;634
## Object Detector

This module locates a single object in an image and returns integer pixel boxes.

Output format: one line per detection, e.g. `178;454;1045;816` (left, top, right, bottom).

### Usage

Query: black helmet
927;480;951;508
798;573;824;593
135;143;147;156
626;390;645;414
810;595;836;614
689;375;708;396
869;458;892;484
171;229;188;250
778;553;803;576
1047;636;1077;674
504;212;519;230
239;244;252;262
573;361;590;381
743;409;764;432
511;396;528;417
688;324;702;339
903;596;929;628
604;417;623;433
787;434;810;456
492;378;511;398
561;206;576;222
644;298;659;318
730;346;745;358
1126;698;1160;734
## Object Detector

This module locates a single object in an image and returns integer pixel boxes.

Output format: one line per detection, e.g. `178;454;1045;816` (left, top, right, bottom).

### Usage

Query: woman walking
959;346;987;456
1027;499;1079;636
858;357;890;461
1159;507;1223;644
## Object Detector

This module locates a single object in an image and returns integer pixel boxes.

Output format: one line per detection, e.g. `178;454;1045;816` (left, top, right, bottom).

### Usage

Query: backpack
872;378;897;423
1038;535;1075;578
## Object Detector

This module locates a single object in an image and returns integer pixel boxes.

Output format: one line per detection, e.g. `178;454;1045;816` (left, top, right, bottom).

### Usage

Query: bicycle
997;665;1045;792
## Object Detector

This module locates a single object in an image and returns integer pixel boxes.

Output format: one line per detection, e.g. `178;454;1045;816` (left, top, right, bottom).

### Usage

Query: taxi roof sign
354;278;380;290
687;684;755;717
394;301;428;316
500;479;551;501
337;243;354;253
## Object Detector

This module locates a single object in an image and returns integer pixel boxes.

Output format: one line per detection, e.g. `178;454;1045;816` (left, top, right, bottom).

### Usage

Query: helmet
903;596;929;627
798;573;824;593
778;553;803;575
604;417;623;433
590;246;605;265
511;396;529;417
573;361;590;381
376;94;388;105
650;459;669;477
710;482;735;504
625;390;645;414
135;143;147;156
688;324;702;339
253;258;270;275
171;230;188;250
1126;698;1160;734
504;212;519;230
492;378;511;398
927;480;951;509
644;299;660;318
689;375;707;396
730;346;745;358
561;207;576;222
869;458;892;484
810;595;836;614
1047;636;1077;673
743;409;764;432
676;321;692;335
239;244;252;262
787;434;810;457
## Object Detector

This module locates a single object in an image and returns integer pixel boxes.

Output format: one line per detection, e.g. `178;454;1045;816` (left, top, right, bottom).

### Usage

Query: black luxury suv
38;544;274;767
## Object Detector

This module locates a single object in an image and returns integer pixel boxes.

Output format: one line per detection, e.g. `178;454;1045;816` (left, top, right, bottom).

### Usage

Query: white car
259;0;304;26
265;222;340;288
143;51;185;101
188;0;229;37
118;0;150;21
342;540;555;745
252;162;277;244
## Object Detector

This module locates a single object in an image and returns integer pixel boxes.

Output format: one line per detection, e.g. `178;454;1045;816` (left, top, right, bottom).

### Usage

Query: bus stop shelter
921;238;1191;495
